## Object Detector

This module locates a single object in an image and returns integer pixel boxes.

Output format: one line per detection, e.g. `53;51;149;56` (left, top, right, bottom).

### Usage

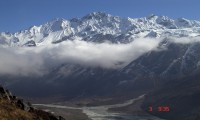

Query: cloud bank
0;38;160;76
170;36;200;44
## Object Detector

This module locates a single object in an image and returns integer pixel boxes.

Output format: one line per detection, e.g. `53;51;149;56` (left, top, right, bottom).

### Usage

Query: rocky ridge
0;85;65;120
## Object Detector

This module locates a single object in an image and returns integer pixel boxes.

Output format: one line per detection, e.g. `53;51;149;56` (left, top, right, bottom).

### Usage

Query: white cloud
170;36;200;44
0;38;160;76
0;47;46;76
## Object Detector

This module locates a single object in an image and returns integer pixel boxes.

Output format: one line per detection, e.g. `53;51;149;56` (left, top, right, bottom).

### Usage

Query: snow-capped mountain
1;12;200;103
1;12;200;47
1;12;200;120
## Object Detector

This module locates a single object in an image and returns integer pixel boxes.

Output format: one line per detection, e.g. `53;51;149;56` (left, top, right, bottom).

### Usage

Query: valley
34;95;165;120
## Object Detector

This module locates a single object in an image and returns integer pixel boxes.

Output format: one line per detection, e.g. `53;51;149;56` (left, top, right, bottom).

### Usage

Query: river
34;95;165;120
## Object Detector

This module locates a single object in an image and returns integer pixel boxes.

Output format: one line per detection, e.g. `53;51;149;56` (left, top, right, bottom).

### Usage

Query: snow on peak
41;18;70;33
1;12;200;47
82;12;112;20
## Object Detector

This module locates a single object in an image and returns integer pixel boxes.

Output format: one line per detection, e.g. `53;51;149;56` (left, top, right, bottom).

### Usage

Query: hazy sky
0;0;199;32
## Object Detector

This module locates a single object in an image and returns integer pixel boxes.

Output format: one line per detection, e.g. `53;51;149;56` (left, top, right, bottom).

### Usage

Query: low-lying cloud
170;36;200;44
0;38;160;76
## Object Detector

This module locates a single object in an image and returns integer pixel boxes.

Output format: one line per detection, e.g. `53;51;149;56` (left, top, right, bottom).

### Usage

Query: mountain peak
82;12;112;20
49;18;67;24
41;18;69;32
47;18;67;25
89;12;111;17
147;14;157;19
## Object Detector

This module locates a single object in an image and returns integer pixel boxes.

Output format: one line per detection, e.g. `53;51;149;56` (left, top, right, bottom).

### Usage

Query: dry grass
0;99;34;120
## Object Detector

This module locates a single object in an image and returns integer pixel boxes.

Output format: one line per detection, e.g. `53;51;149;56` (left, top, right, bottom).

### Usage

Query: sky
0;0;200;32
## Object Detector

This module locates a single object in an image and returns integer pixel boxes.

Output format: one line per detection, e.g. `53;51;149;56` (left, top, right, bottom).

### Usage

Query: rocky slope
0;85;65;120
141;73;200;120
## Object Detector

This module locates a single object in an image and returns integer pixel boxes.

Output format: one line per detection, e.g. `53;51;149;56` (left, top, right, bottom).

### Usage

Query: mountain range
1;12;200;46
1;12;200;120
